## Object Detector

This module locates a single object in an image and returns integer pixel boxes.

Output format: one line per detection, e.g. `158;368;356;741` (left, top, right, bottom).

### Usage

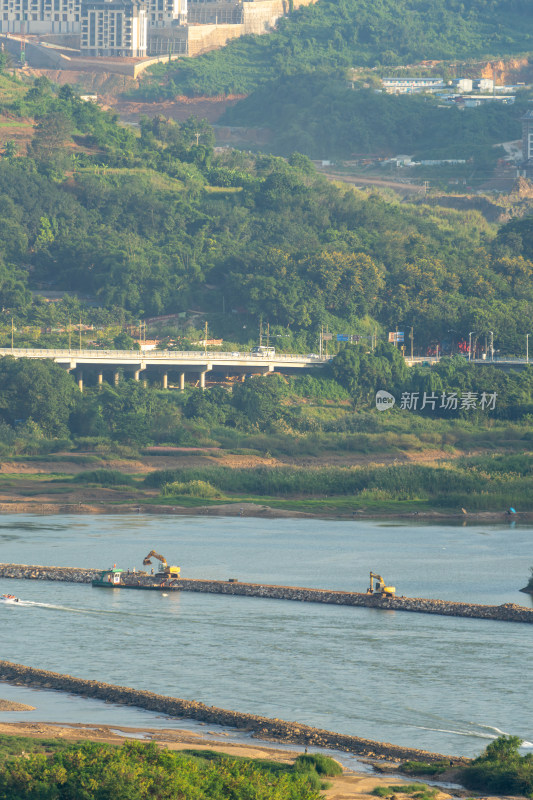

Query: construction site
0;0;315;75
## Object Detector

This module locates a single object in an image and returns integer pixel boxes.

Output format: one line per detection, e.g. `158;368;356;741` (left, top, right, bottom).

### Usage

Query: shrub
161;480;225;499
0;740;322;800
294;753;343;776
73;469;136;487
460;735;533;796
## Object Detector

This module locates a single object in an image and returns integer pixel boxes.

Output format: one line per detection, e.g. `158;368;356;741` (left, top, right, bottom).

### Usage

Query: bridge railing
0;348;329;362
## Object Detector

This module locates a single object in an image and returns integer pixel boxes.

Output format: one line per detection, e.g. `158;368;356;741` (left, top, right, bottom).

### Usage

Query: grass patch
161;480;226;499
3;454;102;465
73;469;137;487
204;186;243;193
0;734;70;763
142;462;533;511
401;761;448;776
372;784;437;799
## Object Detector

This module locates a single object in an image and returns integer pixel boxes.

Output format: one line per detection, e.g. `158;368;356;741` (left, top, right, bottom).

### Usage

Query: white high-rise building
80;0;146;55
146;0;186;28
0;0;80;33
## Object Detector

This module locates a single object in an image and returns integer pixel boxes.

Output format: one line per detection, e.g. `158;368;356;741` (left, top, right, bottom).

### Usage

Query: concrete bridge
0;347;328;390
0;348;528;391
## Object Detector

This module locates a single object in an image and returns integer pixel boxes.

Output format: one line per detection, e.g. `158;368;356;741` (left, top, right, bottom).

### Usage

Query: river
0;514;531;757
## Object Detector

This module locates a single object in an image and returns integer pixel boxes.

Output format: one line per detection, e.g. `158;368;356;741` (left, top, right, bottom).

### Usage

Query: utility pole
266;322;270;349
204;320;208;356
527;333;530;364
259;316;263;347
11;317;14;351
79;316;82;351
410;326;414;360
319;326;323;358
69;319;72;353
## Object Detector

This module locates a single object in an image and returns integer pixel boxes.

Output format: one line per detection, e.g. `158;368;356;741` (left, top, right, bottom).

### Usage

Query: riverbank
0;449;531;520
0;720;469;800
0;660;469;765
0;499;528;522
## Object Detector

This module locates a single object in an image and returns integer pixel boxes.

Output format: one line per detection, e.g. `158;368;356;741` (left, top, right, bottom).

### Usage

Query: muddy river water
0;514;531;757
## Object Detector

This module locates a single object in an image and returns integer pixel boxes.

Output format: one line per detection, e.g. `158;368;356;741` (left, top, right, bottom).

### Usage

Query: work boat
0;593;19;603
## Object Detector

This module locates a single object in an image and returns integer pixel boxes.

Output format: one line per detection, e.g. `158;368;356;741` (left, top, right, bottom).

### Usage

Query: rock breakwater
1;563;532;623
0;659;467;764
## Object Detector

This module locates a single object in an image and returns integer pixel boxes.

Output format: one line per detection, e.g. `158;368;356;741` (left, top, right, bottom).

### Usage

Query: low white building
452;78;473;92
381;77;444;94
475;78;494;92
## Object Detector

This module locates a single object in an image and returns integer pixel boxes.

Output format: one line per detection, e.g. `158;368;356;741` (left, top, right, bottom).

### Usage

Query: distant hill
133;0;533;99
220;72;525;159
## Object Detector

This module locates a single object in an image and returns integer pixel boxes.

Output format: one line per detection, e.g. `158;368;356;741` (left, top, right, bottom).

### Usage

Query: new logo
375;390;396;410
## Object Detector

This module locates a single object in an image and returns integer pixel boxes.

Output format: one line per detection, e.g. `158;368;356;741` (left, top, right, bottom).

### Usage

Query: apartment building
80;0;146;55
0;0;80;33
0;0;183;52
146;0;186;28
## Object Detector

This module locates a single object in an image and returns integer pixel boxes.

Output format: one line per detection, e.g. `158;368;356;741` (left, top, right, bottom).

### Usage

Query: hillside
132;0;533;99
1;74;533;356
220;72;526;160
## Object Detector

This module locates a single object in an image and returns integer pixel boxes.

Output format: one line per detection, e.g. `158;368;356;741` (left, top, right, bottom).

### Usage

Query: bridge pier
200;371;206;390
134;370;140;381
97;372;103;388
162;372;168;389
179;372;185;391
114;371;119;386
77;370;83;393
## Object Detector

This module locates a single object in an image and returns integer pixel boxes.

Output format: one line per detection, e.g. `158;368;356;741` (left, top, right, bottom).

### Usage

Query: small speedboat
0;594;19;603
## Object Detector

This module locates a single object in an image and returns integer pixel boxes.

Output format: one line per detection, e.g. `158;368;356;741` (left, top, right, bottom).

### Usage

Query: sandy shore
0;499;528;522
0;720;468;800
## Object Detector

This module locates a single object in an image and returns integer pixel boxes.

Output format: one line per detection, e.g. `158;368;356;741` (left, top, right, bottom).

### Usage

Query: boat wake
14;600;121;615
415;723;533;748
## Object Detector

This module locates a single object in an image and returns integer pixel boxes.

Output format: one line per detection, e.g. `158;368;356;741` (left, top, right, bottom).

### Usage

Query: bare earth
0;720;466;800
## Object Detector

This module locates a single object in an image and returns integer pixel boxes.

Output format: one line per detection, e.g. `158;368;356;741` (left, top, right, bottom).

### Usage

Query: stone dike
0;659;467;764
1;563;532;624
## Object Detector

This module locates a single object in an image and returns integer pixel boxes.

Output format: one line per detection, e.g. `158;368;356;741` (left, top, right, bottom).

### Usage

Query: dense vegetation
134;0;533;98
143;454;533;511
221;73;524;160
0;739;333;799
460;735;533;796
2;348;533;452
1;76;533;354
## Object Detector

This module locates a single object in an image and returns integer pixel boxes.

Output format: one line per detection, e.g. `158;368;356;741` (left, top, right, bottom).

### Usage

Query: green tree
232;374;288;428
30;112;74;164
0;357;78;436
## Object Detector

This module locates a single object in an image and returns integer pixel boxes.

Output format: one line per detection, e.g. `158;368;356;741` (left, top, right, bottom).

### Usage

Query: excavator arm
143;550;168;568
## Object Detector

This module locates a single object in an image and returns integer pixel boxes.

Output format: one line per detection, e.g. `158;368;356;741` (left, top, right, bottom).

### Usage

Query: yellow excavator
142;551;180;578
367;572;395;597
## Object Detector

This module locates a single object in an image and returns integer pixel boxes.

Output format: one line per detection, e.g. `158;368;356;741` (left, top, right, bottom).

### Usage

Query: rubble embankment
0;659;467;764
1;563;532;623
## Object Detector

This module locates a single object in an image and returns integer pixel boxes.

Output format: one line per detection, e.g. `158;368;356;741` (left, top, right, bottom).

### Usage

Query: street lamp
489;331;494;361
469;331;474;361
